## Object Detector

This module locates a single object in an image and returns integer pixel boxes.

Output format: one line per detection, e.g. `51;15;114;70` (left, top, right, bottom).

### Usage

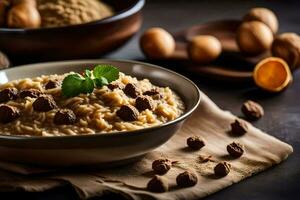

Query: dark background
3;0;300;199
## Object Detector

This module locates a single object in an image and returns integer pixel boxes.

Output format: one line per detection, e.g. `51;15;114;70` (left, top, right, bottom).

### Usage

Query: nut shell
254;57;292;92
188;35;222;64
271;33;300;71
236;21;273;55
140;27;175;59
243;7;278;34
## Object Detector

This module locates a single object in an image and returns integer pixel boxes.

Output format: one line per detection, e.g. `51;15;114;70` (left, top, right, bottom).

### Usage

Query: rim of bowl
0;59;201;141
0;0;145;32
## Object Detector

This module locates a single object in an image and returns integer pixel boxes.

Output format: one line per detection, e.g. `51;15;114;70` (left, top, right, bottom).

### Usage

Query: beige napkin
0;92;293;200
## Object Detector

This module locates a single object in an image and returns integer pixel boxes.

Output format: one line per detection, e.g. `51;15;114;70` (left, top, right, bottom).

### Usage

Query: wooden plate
171;20;270;82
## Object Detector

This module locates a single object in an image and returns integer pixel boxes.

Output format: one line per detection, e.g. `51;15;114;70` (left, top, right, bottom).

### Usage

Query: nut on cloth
0;92;293;200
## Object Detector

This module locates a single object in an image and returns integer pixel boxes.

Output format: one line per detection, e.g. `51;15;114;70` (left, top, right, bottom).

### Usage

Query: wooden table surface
2;0;300;199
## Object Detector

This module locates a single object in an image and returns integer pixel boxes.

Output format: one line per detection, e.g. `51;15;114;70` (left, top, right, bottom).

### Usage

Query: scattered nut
147;175;169;193
227;142;244;158
214;162;231;177
0;88;18;103
243;7;278;34
241;100;264;121
271;32;300;71
188;35;222;64
187;136;205;150
152;159;172;175
231;119;248;136
116;105;139;121
135;96;154;111
0;104;20;123
199;155;213;163
176;171;198;188
140;27;175;59
123;83;140;98
236;21;273;55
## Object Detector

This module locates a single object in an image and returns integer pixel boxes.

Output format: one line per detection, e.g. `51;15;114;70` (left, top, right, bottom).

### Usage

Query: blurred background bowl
0;0;145;65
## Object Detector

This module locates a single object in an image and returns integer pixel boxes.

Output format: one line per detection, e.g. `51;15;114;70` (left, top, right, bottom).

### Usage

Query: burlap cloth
0;92;293;199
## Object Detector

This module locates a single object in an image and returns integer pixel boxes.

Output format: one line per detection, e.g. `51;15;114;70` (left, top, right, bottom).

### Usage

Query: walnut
271;32;300;71
241;100;264;121
152;159;172;175
236;21;273;56
243;7;278;34
147;175;169;193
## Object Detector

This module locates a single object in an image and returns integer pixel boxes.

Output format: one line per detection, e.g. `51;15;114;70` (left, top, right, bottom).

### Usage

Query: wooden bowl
0;0;145;65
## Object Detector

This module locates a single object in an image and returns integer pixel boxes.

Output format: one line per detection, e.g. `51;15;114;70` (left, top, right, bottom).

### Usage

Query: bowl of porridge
0;59;200;167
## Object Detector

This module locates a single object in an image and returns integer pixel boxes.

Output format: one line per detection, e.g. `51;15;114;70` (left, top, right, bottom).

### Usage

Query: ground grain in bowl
0;73;185;136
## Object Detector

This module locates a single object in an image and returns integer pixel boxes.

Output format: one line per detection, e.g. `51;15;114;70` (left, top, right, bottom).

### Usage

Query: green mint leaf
94;76;108;87
85;69;92;78
80;77;94;94
62;65;120;98
93;64;119;82
62;74;84;97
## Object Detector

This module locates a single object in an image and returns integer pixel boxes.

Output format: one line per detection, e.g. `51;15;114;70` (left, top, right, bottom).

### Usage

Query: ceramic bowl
0;0;145;64
0;59;201;167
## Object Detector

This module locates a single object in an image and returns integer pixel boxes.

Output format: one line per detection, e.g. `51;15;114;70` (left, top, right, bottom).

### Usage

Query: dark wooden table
2;0;300;199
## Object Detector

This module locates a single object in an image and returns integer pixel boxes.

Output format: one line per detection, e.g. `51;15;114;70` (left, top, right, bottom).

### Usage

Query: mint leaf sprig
62;64;119;98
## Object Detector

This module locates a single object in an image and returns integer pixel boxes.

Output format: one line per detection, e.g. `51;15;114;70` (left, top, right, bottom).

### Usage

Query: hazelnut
147;175;169;193
188;35;222;64
236;21;273;56
243;7;278;34
271;32;300;71
7;3;41;28
140;27;175;59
